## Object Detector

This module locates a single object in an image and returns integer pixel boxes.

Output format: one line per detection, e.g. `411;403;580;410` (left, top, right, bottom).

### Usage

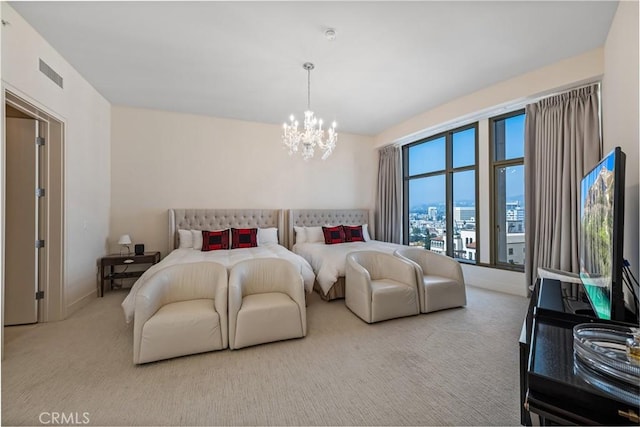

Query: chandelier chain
307;67;311;111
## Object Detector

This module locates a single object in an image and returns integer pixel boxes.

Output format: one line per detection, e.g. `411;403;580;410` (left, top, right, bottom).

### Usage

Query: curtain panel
375;145;402;243
524;84;601;289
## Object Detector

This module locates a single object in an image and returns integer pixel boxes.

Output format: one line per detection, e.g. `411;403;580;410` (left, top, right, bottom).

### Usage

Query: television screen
579;147;625;320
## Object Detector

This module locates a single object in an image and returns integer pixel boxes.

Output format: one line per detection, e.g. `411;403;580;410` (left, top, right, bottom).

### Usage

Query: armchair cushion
139;299;222;364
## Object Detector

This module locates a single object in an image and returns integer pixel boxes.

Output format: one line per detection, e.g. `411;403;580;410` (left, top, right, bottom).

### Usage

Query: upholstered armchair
133;262;228;364
228;258;306;350
394;247;466;313
345;251;420;323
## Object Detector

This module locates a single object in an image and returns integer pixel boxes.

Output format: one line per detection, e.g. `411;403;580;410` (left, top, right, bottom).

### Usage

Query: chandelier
282;62;337;160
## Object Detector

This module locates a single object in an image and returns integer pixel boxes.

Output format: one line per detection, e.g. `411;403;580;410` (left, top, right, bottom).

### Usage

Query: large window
490;110;525;269
403;124;477;263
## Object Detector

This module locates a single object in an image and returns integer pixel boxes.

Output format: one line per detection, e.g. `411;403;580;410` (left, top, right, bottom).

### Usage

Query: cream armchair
228;258;306;350
394;247;466;313
133;262;228;364
345;251;420;323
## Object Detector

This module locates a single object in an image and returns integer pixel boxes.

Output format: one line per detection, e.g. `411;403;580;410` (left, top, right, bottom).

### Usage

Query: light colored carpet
2;285;528;426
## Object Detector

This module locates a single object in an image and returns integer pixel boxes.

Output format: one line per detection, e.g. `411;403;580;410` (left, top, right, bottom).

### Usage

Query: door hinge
35;291;45;300
36;239;45;248
36;136;45;146
36;188;45;198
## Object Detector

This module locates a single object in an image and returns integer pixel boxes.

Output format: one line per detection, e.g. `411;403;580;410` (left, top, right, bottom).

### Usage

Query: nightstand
99;252;160;297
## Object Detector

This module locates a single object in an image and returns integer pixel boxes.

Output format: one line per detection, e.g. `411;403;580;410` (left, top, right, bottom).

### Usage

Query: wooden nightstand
99;252;160;297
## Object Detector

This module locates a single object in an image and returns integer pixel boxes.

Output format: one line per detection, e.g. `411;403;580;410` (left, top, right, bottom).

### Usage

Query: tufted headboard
168;209;284;252
287;209;375;248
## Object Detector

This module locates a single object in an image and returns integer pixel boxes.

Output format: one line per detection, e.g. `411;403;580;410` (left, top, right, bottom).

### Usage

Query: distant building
454;207;475;222
506;233;525;265
429;236;445;254
428;206;438;221
506;201;525;221
460;229;476;261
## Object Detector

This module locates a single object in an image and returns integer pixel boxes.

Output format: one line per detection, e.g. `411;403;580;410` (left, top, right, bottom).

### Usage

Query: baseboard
65;289;96;318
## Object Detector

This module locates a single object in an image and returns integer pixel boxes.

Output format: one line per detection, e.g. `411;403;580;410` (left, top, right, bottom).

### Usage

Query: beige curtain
375;145;402;243
524;84;601;289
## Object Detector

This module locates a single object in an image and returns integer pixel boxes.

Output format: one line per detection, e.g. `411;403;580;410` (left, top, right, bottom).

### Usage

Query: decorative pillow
322;225;345;245
231;228;258;249
201;229;230;251
257;227;278;246
191;229;204;250
178;229;193;249
306;226;325;243
362;224;372;241
294;226;307;244
343;225;365;242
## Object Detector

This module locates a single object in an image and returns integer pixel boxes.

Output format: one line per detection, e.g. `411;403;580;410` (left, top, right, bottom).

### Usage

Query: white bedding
293;240;407;294
121;244;315;323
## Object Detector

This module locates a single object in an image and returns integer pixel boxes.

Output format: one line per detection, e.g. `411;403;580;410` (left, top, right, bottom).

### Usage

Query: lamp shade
118;234;132;245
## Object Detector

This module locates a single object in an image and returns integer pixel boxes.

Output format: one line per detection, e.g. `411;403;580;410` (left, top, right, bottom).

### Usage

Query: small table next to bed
99;252;161;297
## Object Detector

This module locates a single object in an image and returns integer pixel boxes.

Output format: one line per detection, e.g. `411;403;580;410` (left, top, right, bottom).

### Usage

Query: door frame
2;88;66;326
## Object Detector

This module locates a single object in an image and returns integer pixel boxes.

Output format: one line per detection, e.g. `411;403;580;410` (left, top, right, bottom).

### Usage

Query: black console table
520;277;639;425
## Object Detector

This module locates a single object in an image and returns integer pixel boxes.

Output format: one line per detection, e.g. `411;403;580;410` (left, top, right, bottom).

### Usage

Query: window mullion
445;133;453;258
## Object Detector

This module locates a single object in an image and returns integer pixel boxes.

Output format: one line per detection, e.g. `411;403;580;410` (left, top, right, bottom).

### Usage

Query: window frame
489;109;525;271
402;122;479;264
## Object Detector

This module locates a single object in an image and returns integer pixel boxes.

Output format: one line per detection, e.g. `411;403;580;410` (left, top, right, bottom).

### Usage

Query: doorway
3;91;65;325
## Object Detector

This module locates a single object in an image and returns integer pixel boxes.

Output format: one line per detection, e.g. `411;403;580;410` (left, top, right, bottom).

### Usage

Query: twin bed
288;209;407;301
122;209;315;322
122;208;408;322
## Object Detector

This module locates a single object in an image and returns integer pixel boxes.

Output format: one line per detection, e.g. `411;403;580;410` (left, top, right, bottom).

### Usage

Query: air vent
39;59;63;89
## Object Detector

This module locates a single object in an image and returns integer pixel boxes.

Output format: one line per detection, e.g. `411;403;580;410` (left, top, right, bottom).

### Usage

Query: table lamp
118;234;132;255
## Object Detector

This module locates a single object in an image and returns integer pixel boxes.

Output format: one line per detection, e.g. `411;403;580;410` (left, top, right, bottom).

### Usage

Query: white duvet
121;244;315;323
293;240;407;294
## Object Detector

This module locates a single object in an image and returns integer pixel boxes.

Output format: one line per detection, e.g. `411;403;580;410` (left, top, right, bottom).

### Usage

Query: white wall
374;49;605;297
1;4;111;313
110;106;376;255
603;0;639;282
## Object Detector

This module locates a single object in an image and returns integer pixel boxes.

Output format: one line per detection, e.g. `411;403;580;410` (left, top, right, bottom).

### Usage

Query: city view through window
405;113;525;267
405;126;478;262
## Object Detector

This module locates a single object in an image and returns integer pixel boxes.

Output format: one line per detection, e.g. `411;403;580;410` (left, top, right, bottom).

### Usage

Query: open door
5;115;42;325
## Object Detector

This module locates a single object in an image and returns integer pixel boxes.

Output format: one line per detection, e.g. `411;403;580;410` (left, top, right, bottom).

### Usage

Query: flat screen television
579;147;626;321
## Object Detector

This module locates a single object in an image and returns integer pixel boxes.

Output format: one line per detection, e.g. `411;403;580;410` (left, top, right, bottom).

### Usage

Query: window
403;124;477;263
490;110;525;269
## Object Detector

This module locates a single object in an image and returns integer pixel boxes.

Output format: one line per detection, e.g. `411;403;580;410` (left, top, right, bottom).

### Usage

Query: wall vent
39;59;64;89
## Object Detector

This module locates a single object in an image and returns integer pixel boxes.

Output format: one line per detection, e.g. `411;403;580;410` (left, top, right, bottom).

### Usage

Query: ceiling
10;1;618;136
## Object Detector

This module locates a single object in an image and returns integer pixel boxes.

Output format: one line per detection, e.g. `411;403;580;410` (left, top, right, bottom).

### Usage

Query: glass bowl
573;323;640;386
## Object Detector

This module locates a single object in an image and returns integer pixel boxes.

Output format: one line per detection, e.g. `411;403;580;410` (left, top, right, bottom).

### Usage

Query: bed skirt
314;278;345;301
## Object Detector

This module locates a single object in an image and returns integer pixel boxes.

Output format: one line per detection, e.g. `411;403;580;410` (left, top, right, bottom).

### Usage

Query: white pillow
306;226;325;243
191;229;203;251
178;229;193;249
294;226;307;244
258;228;278;246
362;224;372;241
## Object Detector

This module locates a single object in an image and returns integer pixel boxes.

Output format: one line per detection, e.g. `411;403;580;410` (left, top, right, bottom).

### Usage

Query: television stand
519;277;639;425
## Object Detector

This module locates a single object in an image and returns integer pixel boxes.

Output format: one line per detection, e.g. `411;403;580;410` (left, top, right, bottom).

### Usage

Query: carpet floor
2;285;528;426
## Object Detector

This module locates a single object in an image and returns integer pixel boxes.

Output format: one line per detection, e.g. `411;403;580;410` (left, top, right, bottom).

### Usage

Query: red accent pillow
343;225;365;242
201;229;229;251
322;225;345;245
231;228;258;249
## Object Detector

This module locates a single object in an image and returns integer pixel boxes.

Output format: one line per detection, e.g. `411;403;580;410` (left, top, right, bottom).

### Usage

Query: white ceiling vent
39;59;63;89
